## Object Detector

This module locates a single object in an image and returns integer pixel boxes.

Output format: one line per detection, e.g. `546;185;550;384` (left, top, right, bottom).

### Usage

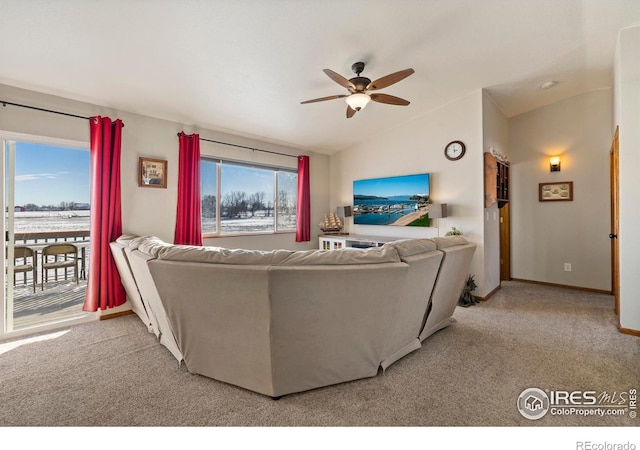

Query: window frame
200;156;298;238
1;131;96;341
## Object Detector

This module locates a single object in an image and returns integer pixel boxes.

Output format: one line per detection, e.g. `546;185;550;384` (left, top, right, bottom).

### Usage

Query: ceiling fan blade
370;93;411;106
346;105;357;118
301;94;348;104
366;68;415;91
323;69;356;90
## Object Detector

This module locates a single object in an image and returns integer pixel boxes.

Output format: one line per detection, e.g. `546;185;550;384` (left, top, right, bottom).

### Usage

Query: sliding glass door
2;136;92;335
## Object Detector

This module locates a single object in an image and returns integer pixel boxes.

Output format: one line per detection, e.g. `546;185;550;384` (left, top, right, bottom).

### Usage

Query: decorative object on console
444;141;465;161
139;157;167;188
319;212;343;233
445;226;462;236
490;146;508;163
539;181;573;202
353;173;430;227
300;61;414;119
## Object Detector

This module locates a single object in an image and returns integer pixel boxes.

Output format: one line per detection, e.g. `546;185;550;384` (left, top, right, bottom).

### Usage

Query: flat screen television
353;173;430;227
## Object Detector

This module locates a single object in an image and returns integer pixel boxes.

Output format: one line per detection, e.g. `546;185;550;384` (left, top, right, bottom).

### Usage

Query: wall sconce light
549;156;561;172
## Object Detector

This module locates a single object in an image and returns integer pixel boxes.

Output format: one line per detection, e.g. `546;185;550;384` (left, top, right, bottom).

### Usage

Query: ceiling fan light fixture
301;63;413;118
345;93;371;111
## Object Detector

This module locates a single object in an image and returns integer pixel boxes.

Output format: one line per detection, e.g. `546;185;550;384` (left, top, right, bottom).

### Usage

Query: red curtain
296;155;311;242
83;117;126;312
174;132;202;245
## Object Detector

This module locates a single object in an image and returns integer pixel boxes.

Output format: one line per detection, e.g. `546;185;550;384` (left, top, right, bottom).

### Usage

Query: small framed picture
539;181;573;202
139;157;167;188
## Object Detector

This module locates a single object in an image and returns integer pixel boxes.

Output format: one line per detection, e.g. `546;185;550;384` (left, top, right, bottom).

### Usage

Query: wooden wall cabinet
484;152;509;208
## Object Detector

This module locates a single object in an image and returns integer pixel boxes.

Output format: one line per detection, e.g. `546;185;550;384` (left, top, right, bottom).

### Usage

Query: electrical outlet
564;263;572;272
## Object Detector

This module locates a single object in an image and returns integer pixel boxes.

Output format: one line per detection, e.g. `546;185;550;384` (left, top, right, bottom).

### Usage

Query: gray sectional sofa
110;234;475;398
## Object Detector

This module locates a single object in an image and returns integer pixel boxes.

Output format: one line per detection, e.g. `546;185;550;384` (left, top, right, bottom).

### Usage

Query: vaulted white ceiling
1;0;639;154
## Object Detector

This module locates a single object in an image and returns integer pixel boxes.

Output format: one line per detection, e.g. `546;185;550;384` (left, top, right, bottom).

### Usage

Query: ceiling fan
301;62;415;118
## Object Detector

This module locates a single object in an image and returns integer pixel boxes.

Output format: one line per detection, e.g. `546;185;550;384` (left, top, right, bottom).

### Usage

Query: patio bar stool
41;243;79;290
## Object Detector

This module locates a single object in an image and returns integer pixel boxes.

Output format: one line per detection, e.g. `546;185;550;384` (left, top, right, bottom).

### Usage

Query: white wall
509;89;612;291
330;90;491;296
482;91;509;295
0;83;329;250
0;83;330;317
614;26;640;332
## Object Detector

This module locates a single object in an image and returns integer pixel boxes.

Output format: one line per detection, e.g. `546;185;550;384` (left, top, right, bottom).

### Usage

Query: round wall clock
444;140;465;161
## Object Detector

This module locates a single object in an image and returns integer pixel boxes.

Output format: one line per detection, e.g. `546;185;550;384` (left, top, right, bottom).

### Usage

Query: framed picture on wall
539;181;573;202
139;157;167;188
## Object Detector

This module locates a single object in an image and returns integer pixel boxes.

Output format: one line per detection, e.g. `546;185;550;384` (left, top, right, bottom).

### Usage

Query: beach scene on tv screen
353;173;431;227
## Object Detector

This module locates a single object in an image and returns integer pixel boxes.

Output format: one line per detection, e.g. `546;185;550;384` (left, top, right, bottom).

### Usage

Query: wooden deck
9;271;89;331
7;231;92;331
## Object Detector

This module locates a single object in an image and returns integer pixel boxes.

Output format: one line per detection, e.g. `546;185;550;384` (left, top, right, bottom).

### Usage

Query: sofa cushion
155;244;293;265
126;235;173;255
384;239;438;258
124;235;292;265
278;246;400;266
115;233;141;246
430;236;469;250
126;235;400;266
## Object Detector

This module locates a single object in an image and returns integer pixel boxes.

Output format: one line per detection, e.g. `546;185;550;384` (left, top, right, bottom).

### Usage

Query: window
200;159;218;234
200;158;297;236
276;170;298;231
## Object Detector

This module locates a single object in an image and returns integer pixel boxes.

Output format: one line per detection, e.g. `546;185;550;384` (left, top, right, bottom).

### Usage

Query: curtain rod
178;132;298;159
1;100;125;126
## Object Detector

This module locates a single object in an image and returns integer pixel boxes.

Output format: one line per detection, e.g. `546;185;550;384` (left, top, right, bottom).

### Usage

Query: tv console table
319;234;401;250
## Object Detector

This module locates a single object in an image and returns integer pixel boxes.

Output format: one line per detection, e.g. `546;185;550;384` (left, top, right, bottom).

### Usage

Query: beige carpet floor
0;280;638;431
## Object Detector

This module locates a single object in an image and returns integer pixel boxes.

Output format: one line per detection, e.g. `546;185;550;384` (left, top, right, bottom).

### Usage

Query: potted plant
445;226;462;236
458;274;479;307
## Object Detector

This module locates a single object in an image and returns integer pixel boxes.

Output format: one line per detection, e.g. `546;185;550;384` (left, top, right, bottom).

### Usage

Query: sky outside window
12;142;90;207
221;163;274;197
